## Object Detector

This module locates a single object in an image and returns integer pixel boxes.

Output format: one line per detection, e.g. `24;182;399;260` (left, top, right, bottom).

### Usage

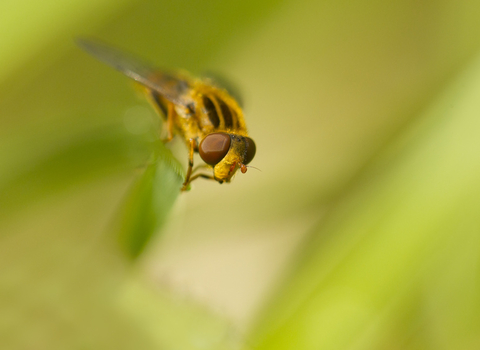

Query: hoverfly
77;39;256;191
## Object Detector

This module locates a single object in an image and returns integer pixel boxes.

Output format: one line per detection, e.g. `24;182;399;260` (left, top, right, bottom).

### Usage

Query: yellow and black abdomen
146;79;249;149
191;81;248;135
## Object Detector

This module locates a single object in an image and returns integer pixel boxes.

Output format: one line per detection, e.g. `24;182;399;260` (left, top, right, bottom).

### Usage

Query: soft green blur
2;0;480;349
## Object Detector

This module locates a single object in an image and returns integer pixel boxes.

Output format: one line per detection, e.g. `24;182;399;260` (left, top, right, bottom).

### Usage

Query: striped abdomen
148;80;248;145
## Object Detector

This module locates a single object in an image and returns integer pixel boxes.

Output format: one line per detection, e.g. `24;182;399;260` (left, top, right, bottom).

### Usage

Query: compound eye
244;137;256;164
199;133;231;166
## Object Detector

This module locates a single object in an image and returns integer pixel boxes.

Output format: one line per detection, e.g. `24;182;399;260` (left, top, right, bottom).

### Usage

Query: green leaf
250;52;480;350
116;142;184;259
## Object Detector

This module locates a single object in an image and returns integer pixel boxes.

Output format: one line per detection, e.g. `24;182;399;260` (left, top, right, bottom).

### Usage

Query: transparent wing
76;38;192;106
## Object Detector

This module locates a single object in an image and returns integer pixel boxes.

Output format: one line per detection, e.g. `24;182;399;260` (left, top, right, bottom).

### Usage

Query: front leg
189;173;215;183
144;90;175;142
163;103;175;142
181;138;197;191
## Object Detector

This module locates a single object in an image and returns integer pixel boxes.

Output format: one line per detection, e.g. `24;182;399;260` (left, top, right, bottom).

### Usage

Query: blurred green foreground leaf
116;142;184;259
250;53;480;350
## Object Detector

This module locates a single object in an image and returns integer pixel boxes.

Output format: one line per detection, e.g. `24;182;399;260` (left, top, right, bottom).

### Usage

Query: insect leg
164;103;175;142
188;173;215;184
191;164;209;174
181;138;197;191
144;89;175;142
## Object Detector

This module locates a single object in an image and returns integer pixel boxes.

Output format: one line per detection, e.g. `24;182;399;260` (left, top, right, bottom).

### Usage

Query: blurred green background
2;0;480;349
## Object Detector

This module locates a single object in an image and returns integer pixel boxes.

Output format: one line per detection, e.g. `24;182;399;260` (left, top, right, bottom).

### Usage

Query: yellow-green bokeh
2;0;480;349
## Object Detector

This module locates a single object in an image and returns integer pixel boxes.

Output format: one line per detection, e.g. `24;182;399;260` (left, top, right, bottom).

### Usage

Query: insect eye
244;137;256;164
199;133;231;166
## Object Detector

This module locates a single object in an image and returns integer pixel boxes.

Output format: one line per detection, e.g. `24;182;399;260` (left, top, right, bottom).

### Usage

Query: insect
77;39;256;191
